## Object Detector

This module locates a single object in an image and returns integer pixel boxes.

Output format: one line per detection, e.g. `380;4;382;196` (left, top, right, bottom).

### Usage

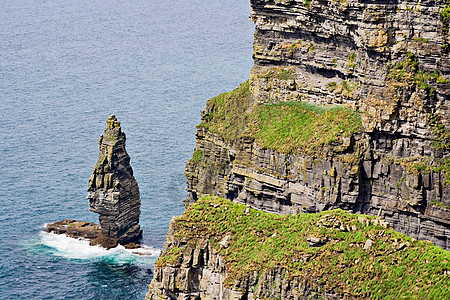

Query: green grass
304;0;312;10
388;52;447;91
260;67;296;80
155;246;183;267
190;149;203;164
307;42;315;54
435;158;450;185
440;4;450;34
347;53;356;72
197;80;253;141
244;101;361;154
157;196;450;299
326;80;358;97
427;112;450;184
196;81;361;155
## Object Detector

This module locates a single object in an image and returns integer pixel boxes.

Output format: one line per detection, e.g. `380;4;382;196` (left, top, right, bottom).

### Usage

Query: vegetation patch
190;149;203;164
155;246;183;267
435;158;450;186
259;67;296;80
304;0;312;10
160;196;450;299
428;112;450;151
289;40;302;54
326;80;358;98
387;52;448;91
244;101;361;154
347;53;356;73
428;112;450;184
197;80;253;141
440;4;450;34
307;42;316;54
196;80;361;155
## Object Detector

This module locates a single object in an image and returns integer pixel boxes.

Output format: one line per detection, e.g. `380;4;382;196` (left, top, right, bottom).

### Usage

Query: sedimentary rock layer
185;0;450;250
146;197;450;299
87;115;142;246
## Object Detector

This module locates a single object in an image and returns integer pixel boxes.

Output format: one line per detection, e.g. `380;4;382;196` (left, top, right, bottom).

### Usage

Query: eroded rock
87;115;142;246
47;115;142;249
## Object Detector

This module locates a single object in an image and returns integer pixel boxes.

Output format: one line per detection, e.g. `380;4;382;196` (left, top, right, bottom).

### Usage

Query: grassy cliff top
198;81;361;154
158;196;450;299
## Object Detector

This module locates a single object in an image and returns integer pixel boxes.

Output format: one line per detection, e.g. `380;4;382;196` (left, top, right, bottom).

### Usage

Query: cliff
146;0;450;298
184;0;450;250
146;196;450;299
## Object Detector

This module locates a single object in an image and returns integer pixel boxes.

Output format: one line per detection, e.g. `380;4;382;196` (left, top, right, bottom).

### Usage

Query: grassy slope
198;80;362;154
245;102;361;154
157;196;450;299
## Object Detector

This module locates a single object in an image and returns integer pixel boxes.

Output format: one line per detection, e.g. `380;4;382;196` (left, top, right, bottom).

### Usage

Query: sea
0;0;254;299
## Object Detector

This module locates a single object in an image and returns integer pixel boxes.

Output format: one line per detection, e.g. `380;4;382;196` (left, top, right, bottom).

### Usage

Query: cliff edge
185;0;450;250
146;0;450;299
146;196;450;299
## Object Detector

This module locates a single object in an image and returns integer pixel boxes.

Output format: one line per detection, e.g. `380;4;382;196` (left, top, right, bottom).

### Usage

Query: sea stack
87;115;142;246
47;115;142;249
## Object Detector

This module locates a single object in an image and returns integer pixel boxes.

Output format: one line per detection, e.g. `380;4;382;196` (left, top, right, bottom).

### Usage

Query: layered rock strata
185;0;450;251
146;226;334;300
87;115;142;246
47;115;142;249
146;197;450;299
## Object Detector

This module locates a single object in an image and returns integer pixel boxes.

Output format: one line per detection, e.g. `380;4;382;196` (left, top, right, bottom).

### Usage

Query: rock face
185;0;450;251
146;230;335;300
47;115;142;249
87;115;142;246
146;197;450;299
146;206;339;300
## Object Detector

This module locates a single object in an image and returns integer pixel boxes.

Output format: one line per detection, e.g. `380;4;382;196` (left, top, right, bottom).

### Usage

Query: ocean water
0;0;253;299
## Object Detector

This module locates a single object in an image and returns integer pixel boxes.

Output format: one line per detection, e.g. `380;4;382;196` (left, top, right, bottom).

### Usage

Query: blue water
0;0;253;298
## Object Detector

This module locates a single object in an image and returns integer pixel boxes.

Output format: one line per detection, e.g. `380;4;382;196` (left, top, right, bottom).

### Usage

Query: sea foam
36;231;160;265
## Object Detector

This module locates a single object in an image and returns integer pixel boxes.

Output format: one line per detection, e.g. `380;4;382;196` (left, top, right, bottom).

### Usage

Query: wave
25;231;161;266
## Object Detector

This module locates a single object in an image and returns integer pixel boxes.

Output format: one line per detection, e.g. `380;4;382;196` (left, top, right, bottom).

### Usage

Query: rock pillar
87;115;142;246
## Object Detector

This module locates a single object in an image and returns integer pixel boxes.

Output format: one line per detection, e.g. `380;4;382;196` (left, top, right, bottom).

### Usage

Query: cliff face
185;0;450;251
146;223;335;300
147;197;450;299
87;115;142;246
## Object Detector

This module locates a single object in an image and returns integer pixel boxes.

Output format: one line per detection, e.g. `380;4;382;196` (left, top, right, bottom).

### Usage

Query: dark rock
46;219;119;249
87;115;142;246
47;115;142;249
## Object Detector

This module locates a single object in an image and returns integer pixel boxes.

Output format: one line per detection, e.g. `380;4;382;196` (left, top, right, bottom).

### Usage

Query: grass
440;4;450;34
304;0;312;10
387;52;447;91
260;67;296;80
327;80;358;97
427;112;450;184
155;246;182;267
197;81;362;155
157;196;450;299
244;101;361;154
347;53;356;72
190;149;203;164
307;42;315;54
197;80;253;141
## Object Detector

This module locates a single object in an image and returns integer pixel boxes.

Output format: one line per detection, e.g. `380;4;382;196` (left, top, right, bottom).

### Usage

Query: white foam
38;231;160;265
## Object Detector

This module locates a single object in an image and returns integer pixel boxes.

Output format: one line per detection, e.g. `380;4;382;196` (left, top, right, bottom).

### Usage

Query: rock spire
87;115;142;246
